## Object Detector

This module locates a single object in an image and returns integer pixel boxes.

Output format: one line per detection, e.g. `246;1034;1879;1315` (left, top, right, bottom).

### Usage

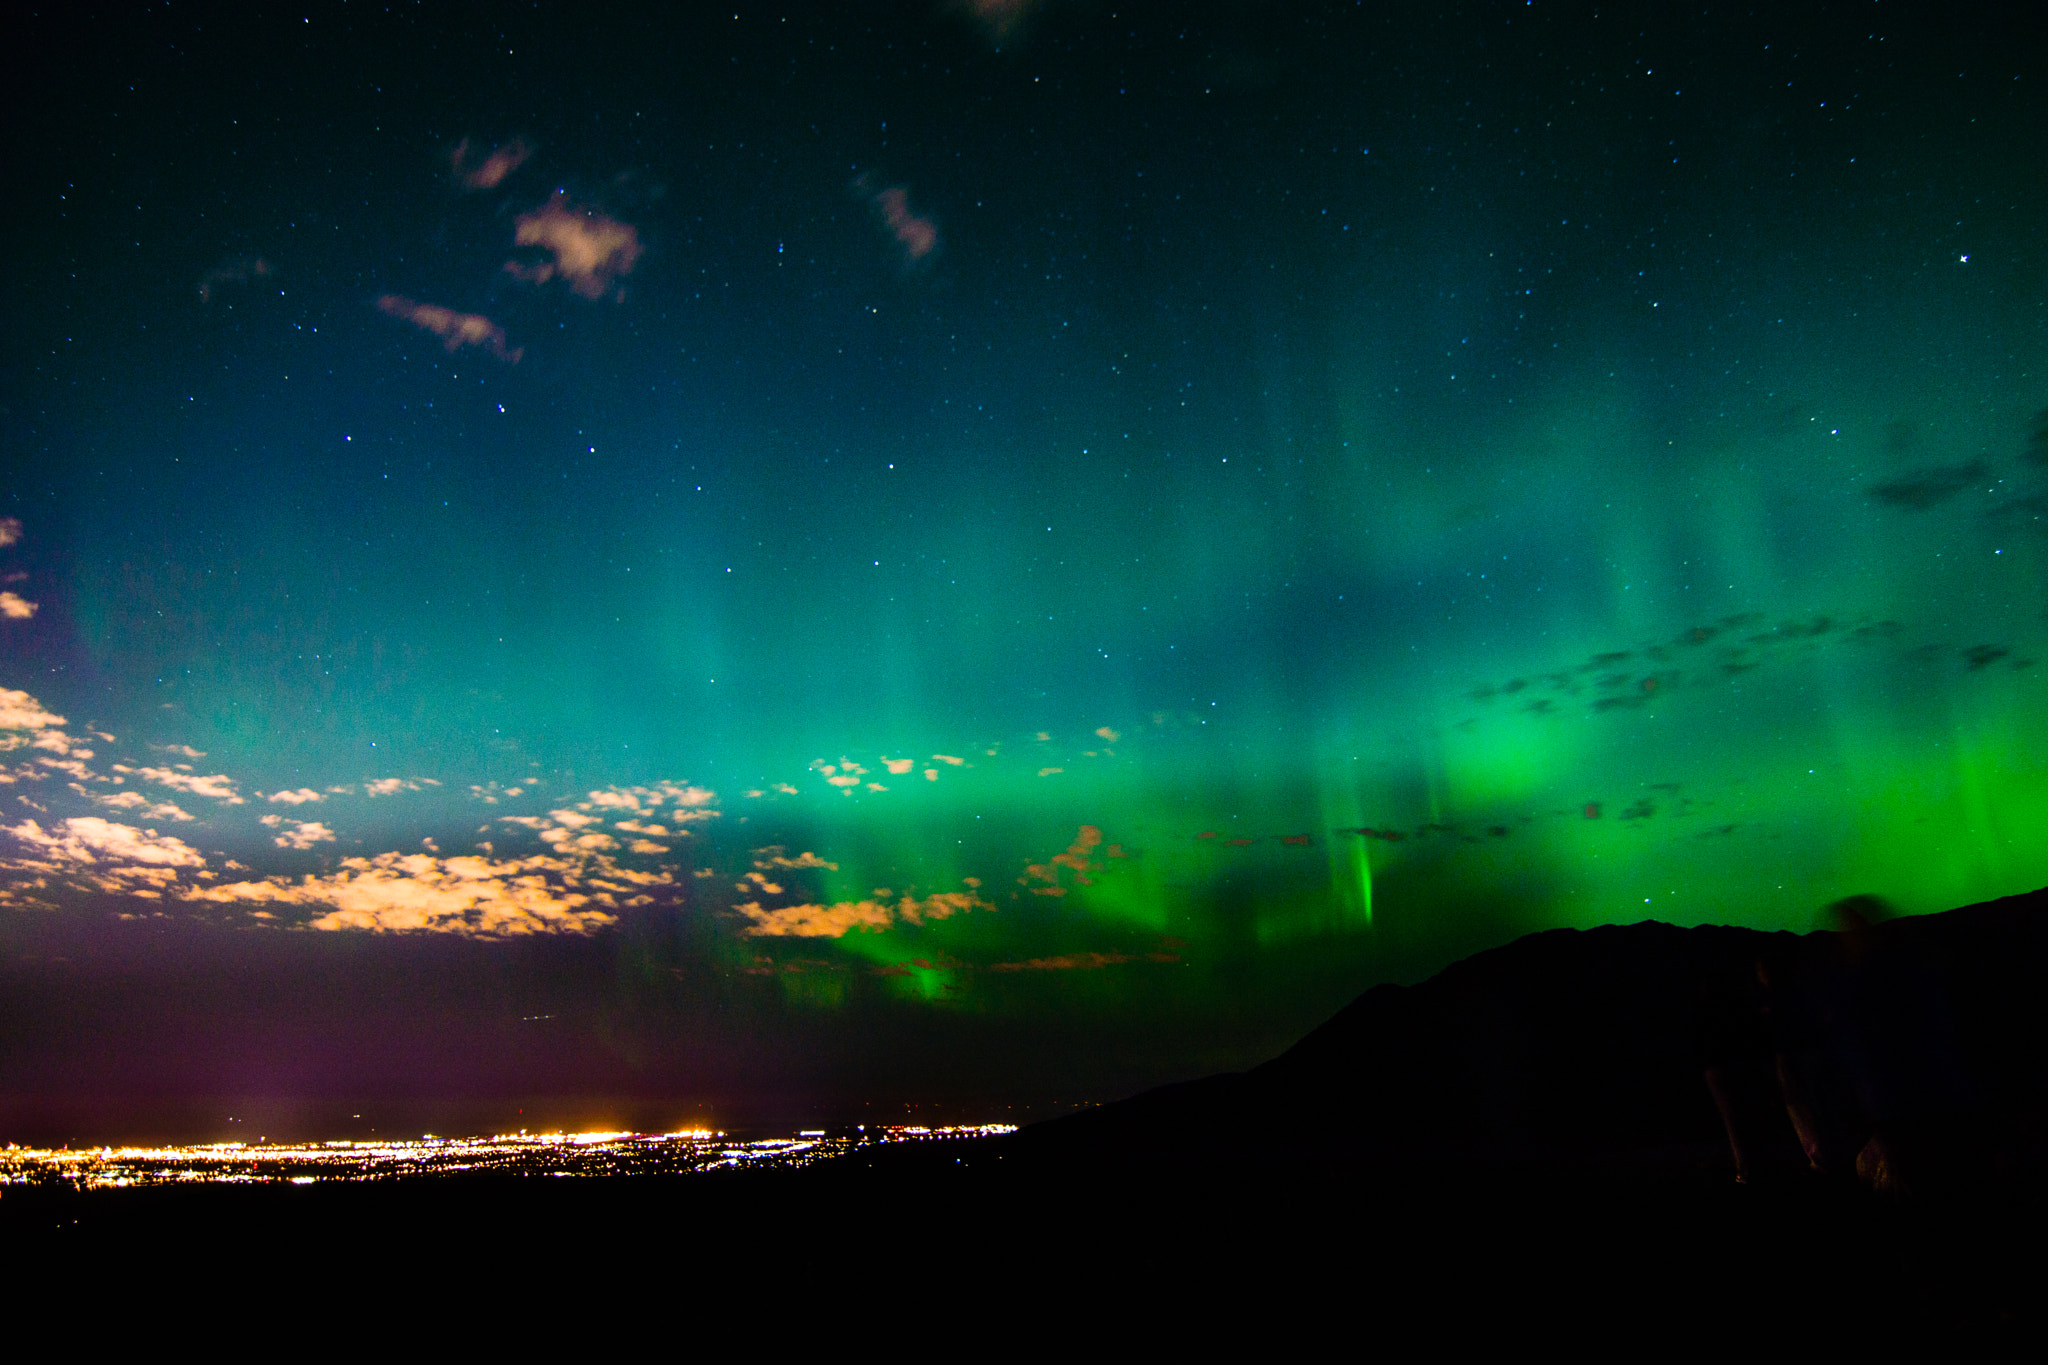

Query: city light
0;1124;1018;1189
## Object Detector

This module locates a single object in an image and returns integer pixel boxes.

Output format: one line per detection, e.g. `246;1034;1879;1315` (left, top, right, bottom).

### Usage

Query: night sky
3;1;2044;1142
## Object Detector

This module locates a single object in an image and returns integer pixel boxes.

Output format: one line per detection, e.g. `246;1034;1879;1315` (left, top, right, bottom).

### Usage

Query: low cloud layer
6;816;206;869
735;888;991;938
186;850;637;937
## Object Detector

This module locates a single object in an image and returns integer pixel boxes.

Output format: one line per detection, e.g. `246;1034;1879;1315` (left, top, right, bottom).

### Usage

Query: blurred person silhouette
1754;951;1857;1179
1698;948;1802;1184
1701;896;1977;1191
1811;894;1973;1196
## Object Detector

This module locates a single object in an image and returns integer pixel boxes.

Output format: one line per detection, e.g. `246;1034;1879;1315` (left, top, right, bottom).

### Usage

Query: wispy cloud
196;256;275;304
376;295;524;363
450;137;533;191
260;814;336;849
856;175;939;263
362;777;436;796
0;518;21;548
753;848;838;871
504;193;643;300
952;0;1044;45
265;788;324;805
80;789;193;822
115;765;243;804
988;950;1179;973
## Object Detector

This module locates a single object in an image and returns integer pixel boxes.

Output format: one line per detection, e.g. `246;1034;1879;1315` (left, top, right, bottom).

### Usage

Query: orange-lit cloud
492;783;719;859
0;518;25;618
734;898;893;938
266;788;324;805
1052;825;1102;882
1024;825;1107;891
0;813;201;901
376;295;524;363
112;764;242;804
856;176;939;263
579;782;717;816
17;724;91;760
261;814;336;849
504;193;644;299
185;851;625;938
5;817;206;869
83;789;193;822
362;777;440;796
450;137;533;191
754;848;838;871
735;888;991;938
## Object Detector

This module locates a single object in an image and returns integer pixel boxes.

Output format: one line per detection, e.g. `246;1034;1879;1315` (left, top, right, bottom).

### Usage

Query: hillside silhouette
976;886;2048;1194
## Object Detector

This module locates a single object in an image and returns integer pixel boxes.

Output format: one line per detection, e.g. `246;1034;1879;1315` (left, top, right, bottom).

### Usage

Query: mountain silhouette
988;886;2048;1193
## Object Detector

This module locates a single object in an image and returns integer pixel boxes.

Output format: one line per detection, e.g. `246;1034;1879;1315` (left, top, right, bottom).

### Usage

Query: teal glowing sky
2;2;2044;1138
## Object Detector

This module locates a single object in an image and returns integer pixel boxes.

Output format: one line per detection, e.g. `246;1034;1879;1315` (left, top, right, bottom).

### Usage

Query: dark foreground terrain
7;889;2045;1335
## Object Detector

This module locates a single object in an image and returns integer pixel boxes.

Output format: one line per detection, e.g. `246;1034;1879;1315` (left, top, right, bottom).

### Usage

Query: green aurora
1;2;2043;1134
